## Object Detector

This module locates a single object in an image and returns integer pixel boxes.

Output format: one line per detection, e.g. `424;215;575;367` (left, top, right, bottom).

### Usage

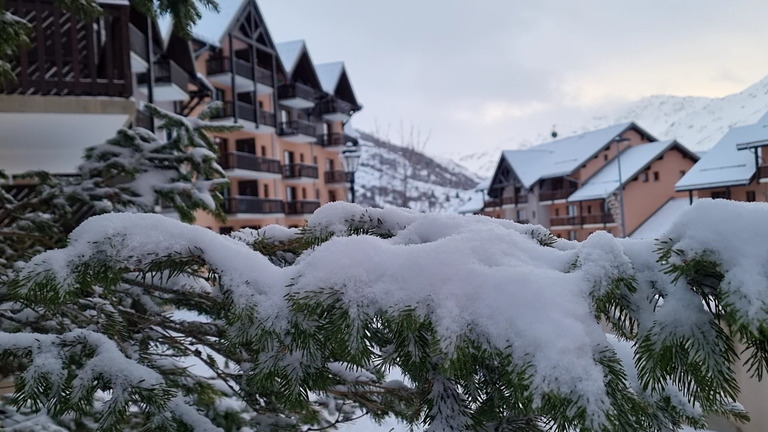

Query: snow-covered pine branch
3;200;765;430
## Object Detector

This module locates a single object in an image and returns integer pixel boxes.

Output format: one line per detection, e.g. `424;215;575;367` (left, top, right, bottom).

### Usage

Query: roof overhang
736;140;768;150
675;179;752;192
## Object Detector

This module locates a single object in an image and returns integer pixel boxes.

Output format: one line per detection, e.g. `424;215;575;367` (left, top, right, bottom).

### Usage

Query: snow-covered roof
315;62;345;94
457;191;486;214
629;198;693;239
567;140;680;202
276;40;305;76
189;0;248;46
675;124;759;191
733;113;768;149
501;123;647;189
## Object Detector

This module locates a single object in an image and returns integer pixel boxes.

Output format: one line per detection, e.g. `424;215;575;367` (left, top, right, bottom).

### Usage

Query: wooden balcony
205;57;273;93
211;101;276;130
277;120;317;143
318;98;356;121
539;189;577;202
484;194;527;208
283;163;319;180
219;152;282;179
550;214;614;227
278;82;317;109
285;200;321;215
136;59;189;101
317;132;359;150
758;165;768;180
1;0;131;98
224;196;284;214
324;170;350;184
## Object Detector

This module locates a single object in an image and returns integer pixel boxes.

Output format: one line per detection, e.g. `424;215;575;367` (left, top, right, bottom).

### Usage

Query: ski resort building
0;0;362;230
675;111;768;204
480;123;699;240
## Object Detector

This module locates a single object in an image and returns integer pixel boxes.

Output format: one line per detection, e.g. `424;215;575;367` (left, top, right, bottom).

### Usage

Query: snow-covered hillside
458;74;768;177
352;130;480;212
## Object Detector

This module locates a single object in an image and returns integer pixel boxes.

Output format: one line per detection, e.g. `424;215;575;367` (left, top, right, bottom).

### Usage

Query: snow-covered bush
2;199;766;431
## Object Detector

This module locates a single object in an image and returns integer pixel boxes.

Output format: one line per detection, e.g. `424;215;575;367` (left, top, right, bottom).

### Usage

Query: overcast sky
257;1;768;156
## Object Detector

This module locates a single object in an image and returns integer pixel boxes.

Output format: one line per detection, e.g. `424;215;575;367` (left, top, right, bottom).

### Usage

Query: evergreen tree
1;200;765;431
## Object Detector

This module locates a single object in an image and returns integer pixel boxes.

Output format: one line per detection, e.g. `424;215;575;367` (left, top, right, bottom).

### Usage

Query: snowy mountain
457;74;768;177
352;130;480;212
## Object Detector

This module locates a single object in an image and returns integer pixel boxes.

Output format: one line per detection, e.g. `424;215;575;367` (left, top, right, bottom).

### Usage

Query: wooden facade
1;0;131;98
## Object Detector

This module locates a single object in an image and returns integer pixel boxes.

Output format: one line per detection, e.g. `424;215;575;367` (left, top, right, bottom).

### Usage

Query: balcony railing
758;165;768;179
205;58;273;88
317;132;359;148
318;98;355;116
539;189;577;202
324;170;350;184
278;82;316;101
224;196;284;214
581;213;615;225
285;200;321;215
255;66;273;87
134;110;153;130
212;101;276;127
219;152;282;175
137;59;188;90
278;120;316;137
284;163;319;179
550;214;614;227
129;24;148;62
484;194;527;207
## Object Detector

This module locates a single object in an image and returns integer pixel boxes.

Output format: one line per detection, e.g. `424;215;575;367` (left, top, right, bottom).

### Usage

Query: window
299;153;305;163
555;208;560;217
516;209;526;221
313;156;318;165
302;188;307;199
653;171;660;182
587;205;592;214
568;230;578;241
286;186;296;202
262;184;269;198
284;150;294;164
747;190;756;202
315;189;320;199
215;88;224;101
329;190;337;202
603;154;608;161
326;159;335;171
236;138;255;154
261;145;267;157
567;204;578;216
640;172;649;182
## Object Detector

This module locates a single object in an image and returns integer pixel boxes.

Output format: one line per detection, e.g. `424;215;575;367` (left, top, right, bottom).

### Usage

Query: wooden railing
317;132;359;148
278;120;317;137
539;189;577;202
211;101;276;127
283;163;319;179
224;196;284;214
1;0;132;97
285;200;321;215
324;170;349;184
219;152;282;175
278;82;316;101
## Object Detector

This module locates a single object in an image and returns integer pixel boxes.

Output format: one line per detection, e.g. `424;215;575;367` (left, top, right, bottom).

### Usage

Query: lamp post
613;136;630;237
342;143;361;203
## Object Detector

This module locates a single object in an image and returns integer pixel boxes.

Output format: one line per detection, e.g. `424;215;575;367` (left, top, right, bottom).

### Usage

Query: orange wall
576;129;650;183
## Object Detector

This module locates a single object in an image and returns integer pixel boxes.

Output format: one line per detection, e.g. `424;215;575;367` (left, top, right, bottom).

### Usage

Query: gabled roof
568;140;696;202
500;122;655;190
734;111;768;150
675;123;762;191
315;62;345;94
276;40;305;75
189;0;248;46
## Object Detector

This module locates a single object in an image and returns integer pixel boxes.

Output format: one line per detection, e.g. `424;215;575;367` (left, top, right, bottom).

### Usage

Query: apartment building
480;123;698;239
675;111;768;203
0;0;362;230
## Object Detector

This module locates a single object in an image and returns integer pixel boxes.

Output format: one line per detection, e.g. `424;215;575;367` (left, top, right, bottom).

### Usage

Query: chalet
0;0;362;229
482;123;697;239
184;0;362;231
676;112;768;203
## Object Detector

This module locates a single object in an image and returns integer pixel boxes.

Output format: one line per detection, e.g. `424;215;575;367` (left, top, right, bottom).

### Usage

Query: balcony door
236;138;256;154
286;186;297;202
284;150;294;165
239;181;259;197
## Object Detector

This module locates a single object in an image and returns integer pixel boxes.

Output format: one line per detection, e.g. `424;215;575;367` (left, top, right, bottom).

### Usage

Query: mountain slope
458;74;768;177
351;130;480;212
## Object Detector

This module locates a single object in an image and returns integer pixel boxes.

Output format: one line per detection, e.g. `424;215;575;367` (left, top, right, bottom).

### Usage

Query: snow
189;0;248;46
675;123;759;191
630;197;693;239
502;122;645;189
276;40;305;75
15;198;768;430
456;189;485;214
315;62;345;94
567;140;683;201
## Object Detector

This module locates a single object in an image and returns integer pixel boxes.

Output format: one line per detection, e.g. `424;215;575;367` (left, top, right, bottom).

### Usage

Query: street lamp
342;143;361;203
613;136;630;237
